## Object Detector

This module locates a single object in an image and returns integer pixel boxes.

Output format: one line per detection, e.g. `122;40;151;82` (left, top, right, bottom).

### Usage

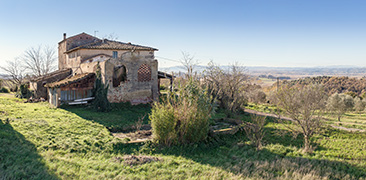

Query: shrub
15;84;32;99
0;87;10;93
150;78;213;146
242;114;266;150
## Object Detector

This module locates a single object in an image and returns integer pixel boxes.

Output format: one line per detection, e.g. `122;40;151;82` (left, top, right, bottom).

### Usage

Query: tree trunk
338;116;341;121
303;135;311;153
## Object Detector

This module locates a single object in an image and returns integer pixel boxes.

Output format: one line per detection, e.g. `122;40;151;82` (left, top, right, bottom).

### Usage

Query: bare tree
180;51;199;78
204;61;249;116
22;45;57;77
274;84;327;153
0;58;26;86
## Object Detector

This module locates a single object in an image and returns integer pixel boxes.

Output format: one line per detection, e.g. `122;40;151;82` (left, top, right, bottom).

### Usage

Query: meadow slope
1;94;366;179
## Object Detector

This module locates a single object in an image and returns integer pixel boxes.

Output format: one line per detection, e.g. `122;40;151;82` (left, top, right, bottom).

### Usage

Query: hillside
1;94;366;179
276;76;366;97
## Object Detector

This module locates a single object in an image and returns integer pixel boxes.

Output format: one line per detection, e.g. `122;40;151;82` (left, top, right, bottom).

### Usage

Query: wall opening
113;65;127;87
138;64;151;82
113;51;118;58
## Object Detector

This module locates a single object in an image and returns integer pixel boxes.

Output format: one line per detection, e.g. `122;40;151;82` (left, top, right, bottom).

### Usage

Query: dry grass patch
112;155;163;166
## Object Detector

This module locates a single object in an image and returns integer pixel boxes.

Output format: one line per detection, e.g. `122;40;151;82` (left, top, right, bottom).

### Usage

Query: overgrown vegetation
204;62;248;116
150;78;213;146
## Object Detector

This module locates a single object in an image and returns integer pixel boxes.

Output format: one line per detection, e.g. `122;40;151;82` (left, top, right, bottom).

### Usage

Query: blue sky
1;0;366;69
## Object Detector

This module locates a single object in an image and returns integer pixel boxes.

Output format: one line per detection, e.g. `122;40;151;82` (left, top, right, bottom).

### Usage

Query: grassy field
1;93;366;179
246;102;366;131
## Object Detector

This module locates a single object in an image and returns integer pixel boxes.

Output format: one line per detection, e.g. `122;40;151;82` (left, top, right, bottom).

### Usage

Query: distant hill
276;76;366;97
159;65;366;78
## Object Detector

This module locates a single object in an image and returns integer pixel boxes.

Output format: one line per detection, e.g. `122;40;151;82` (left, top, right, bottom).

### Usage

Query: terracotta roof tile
65;39;158;53
30;68;72;82
45;73;95;88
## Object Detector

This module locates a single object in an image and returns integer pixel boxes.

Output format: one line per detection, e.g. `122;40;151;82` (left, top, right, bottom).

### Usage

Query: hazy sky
1;0;366;69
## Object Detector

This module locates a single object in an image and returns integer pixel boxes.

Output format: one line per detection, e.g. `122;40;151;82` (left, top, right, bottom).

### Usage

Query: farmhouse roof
65;39;158;53
81;53;112;63
30;68;72;82
45;73;94;88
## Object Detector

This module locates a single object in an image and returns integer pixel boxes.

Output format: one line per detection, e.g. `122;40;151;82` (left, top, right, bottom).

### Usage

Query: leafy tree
92;62;111;112
353;97;366;114
327;93;354;121
274;84;327;153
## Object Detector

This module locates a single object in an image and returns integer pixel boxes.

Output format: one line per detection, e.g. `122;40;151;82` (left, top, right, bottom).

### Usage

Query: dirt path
244;109;366;133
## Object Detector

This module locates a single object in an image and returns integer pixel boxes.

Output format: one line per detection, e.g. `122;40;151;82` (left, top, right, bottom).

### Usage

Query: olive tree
326;93;354;121
274;84;327;153
353;97;366;114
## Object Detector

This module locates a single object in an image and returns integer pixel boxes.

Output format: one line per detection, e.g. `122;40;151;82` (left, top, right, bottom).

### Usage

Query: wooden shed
45;73;95;107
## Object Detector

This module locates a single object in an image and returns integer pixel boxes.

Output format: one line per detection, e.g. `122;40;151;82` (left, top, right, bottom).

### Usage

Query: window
113;51;118;58
138;64;151;82
113;65;127;87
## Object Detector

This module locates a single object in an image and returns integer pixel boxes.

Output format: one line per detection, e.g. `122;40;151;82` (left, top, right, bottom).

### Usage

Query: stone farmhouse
31;32;171;107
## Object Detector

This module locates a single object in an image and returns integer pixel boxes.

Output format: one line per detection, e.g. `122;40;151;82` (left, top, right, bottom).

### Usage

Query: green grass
1;94;366;179
247;102;366;131
62;102;151;132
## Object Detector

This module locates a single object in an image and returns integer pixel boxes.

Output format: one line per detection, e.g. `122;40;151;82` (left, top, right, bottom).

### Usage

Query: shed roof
65;39;158;53
45;73;95;88
158;71;174;79
30;68;72;82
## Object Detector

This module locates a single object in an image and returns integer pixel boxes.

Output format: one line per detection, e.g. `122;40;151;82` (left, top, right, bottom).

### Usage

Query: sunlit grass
1;95;366;179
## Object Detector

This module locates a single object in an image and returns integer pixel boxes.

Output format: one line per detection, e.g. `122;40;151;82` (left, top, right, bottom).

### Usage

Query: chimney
63;33;66;40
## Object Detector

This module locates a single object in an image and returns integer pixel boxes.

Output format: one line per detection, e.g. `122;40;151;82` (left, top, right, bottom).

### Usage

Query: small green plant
150;78;213;146
134;114;145;131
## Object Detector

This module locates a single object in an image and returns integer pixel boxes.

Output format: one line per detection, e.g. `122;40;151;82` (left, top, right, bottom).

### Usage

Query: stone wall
103;52;158;104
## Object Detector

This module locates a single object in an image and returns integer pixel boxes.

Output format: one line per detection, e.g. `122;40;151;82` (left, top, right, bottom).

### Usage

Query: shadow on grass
0;121;59;179
113;127;366;179
62;102;151;132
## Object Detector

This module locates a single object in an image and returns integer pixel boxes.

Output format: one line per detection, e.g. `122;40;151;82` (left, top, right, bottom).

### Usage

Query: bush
150;78;213;146
0;87;10;93
15;84;32;99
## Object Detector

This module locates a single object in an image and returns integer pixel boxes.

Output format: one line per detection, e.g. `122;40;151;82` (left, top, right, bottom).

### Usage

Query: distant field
255;77;277;87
